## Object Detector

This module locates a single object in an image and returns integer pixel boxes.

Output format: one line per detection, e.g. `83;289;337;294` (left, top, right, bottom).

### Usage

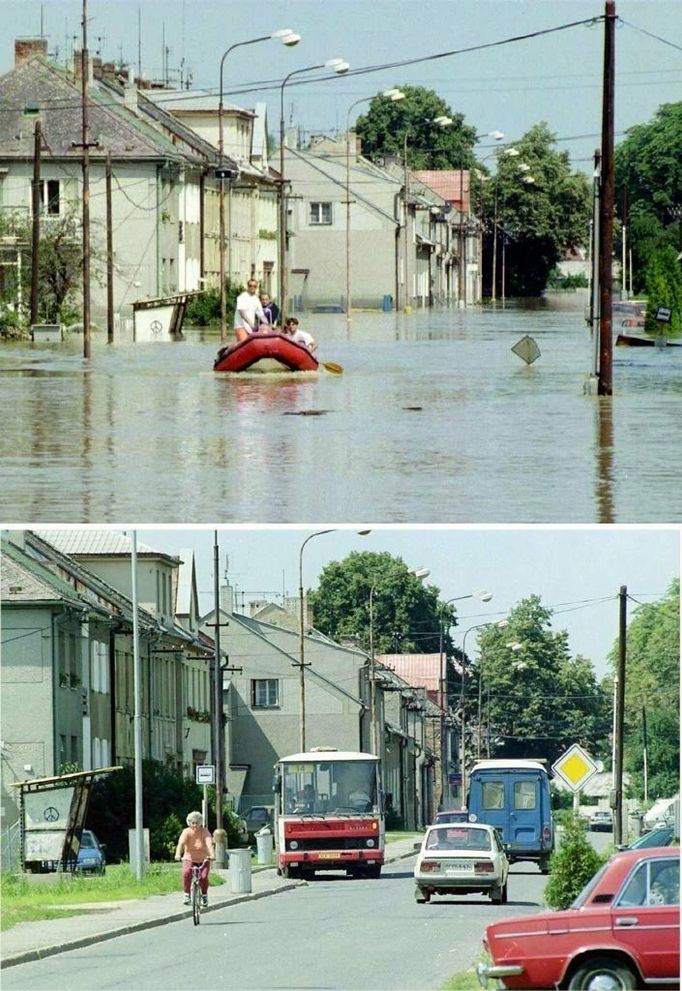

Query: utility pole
598;0;616;395
212;532;225;864
30;119;42;326
105;154;114;344
612;584;627;845
641;706;648;803
81;0;91;359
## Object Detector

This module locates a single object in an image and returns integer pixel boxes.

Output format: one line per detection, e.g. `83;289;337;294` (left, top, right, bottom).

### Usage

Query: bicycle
189;858;210;926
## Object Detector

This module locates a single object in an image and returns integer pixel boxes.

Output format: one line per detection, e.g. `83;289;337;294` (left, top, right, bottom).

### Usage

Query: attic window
23;105;40;117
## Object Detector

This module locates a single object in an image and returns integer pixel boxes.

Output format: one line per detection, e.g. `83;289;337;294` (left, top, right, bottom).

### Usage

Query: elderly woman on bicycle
174;811;214;906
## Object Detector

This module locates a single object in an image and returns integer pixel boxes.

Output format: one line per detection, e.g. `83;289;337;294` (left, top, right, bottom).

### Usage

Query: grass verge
1;862;223;931
441;954;487;990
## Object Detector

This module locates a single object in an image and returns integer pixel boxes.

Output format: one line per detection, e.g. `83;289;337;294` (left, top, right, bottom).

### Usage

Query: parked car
414;822;509;905
432;809;470;826
477;847;680;990
619;825;675;851
240;805;273;842
76;830;106;874
589;810;613;832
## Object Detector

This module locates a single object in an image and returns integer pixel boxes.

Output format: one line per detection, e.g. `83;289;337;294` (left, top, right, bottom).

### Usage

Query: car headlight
289;840;298;850
366;838;375;848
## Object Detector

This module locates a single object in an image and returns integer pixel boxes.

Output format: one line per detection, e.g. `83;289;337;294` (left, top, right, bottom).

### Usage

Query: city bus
272;748;384;879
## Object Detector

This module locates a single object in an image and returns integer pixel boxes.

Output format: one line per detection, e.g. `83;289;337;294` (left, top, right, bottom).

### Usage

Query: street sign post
552;744;599;812
196;765;215;826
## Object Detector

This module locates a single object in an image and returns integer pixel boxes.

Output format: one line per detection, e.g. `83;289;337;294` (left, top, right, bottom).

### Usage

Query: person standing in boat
282;317;317;353
234;279;267;341
259;292;280;328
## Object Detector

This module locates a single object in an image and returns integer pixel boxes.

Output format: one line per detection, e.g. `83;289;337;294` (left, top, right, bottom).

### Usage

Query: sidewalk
1;836;418;969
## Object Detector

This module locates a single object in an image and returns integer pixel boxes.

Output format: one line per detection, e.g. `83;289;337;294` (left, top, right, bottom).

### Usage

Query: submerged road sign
551;744;599;792
511;335;541;365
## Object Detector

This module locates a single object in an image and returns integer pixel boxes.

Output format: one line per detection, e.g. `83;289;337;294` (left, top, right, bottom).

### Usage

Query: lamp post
368;565;429;756
437;591;493;807
402;116;452;311
279;58;349;320
345;89;405;332
217;30;300;342
298;527;369;752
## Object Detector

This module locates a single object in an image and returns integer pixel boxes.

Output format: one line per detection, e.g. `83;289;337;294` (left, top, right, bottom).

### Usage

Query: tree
607;580;680;799
643;245;682;337
543;812;605;909
0;208;88;325
307;551;456;655
615;101;682;293
475;123;591;296
354;86;478;170
474;595;610;766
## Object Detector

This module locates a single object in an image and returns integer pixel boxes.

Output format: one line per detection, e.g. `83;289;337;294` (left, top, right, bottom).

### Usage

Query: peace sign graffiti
44;806;59;822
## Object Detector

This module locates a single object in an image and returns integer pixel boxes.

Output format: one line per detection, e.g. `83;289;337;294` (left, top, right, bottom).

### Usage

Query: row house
200;586;438;830
0;531;215;850
278;132;481;313
0;40;280;323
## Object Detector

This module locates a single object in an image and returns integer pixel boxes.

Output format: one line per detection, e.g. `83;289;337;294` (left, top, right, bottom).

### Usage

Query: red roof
378;654;442;699
413;170;469;212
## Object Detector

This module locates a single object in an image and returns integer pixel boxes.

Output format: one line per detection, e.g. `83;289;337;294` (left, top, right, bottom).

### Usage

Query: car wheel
490;884;503;905
567;957;638;990
415;886;430;903
501;881;508;904
540;858;551;875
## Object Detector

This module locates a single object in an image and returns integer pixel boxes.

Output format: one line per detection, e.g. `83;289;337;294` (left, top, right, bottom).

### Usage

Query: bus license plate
317;852;340;859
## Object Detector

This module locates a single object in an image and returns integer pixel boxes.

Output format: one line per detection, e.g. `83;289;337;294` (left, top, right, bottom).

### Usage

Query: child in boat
282;317;317;353
259;293;280;328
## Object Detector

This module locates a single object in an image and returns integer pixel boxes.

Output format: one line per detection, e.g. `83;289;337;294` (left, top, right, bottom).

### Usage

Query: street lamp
298;527;369;752
345;89;405;332
368;566;429;755
402;116;452;311
217;30;300;341
279;58;349;319
437;592;493;807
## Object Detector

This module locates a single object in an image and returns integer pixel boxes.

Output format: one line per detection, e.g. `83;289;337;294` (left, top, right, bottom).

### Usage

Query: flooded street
1;303;680;524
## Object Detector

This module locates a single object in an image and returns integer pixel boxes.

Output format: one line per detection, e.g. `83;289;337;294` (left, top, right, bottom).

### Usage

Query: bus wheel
367;865;381;879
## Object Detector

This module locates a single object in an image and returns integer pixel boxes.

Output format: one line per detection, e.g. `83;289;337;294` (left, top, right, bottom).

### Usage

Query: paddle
322;361;343;374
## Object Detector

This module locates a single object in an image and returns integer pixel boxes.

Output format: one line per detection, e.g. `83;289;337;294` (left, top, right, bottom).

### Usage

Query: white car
413;822;509;905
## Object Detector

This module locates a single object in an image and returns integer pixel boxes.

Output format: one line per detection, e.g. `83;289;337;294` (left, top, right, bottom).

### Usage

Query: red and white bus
273;748;384;879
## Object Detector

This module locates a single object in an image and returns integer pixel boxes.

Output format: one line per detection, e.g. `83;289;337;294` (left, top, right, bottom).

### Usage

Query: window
38;179;60;216
251;679;279;708
618;860;680;907
514;780;537;810
309;201;332;225
482;781;505;810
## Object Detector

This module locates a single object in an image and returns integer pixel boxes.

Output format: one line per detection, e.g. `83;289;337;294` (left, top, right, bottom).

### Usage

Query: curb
0;881;302;970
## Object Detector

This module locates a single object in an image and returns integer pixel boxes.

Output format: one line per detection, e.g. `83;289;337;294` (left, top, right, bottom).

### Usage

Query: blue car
76;829;106;874
618;825;675;851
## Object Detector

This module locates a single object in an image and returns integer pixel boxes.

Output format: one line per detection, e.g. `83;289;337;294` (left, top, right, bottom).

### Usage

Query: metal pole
613;584;627;845
403;130;409;311
105;154;114;344
298;540;307;753
279;81;287;320
81;0;91;359
491;184;498;303
438;618;446;808
369;585;377;755
30;119;41;327
131;532;145;879
345;123;352;332
641;706;648;803
212;531;226;867
218;50;229;343
598;0;616;396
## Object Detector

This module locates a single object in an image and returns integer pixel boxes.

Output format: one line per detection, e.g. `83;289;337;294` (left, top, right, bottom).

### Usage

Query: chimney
92;56;103;80
73;49;94;85
284;595;313;629
219;583;234;615
14;38;48;67
123;79;138;111
101;62;117;83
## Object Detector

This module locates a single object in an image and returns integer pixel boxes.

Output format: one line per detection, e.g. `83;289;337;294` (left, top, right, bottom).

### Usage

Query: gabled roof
413;170;469;210
33;529;177;562
0;57;187;162
146;89;254;116
1;537;87;606
378;653;442;693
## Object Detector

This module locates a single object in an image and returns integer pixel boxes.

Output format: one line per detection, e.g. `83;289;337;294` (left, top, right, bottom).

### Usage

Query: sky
130;525;681;679
2;0;681;173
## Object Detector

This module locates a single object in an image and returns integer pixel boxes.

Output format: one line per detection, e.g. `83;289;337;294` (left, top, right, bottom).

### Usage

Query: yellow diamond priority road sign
551;744;599;792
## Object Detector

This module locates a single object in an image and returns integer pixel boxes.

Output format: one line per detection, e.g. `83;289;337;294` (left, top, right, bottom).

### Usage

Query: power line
619;18;682;53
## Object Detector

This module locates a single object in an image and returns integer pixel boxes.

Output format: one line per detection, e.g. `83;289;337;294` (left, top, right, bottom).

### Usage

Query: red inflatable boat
213;332;319;373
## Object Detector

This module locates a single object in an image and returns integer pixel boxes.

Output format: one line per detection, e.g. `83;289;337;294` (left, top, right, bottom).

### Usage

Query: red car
477;847;679;990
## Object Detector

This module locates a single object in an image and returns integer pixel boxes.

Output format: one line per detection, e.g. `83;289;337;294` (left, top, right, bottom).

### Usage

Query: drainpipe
156;164;162;295
51;612;60;774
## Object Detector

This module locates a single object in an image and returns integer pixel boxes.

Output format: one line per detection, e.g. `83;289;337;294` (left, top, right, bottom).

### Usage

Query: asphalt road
1;858;549;991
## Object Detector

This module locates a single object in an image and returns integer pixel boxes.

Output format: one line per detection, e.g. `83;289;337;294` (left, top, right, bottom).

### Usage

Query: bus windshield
280;760;378;814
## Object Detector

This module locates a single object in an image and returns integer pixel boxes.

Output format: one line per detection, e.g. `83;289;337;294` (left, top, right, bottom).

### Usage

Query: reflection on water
0;305;680;523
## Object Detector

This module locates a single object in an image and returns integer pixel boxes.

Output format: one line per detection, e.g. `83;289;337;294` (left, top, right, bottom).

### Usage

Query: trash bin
256;827;273;865
227;848;252;893
628;812;643;841
382;294;393;313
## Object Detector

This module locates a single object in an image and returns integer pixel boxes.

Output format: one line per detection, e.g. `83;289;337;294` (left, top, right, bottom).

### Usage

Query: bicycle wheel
192;881;201;925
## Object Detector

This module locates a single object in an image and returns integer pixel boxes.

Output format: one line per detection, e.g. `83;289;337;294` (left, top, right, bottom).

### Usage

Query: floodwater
0;302;680;524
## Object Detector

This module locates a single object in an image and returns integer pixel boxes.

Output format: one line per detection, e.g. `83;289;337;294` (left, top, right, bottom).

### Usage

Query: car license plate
445;862;474;874
317;852;340;859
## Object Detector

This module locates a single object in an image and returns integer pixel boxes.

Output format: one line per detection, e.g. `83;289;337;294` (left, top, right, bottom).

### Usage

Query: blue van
466;759;554;872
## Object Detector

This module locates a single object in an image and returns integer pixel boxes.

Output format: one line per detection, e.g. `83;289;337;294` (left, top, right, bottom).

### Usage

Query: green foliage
384;806;405;831
474;595;611;766
307;550;455;654
476;123;591;296
354;86;478;171
544;813;606;909
643;246;682;337
0;209;89;322
608;580;680;798
184;280;244;325
0;306;30;340
87;759;245;862
615;101;682;292
546;268;589;290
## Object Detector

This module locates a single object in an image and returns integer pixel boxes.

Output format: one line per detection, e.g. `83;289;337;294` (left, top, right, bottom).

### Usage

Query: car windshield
570;861;611;908
628;827;674;849
80;832;96;848
425;826;491;851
